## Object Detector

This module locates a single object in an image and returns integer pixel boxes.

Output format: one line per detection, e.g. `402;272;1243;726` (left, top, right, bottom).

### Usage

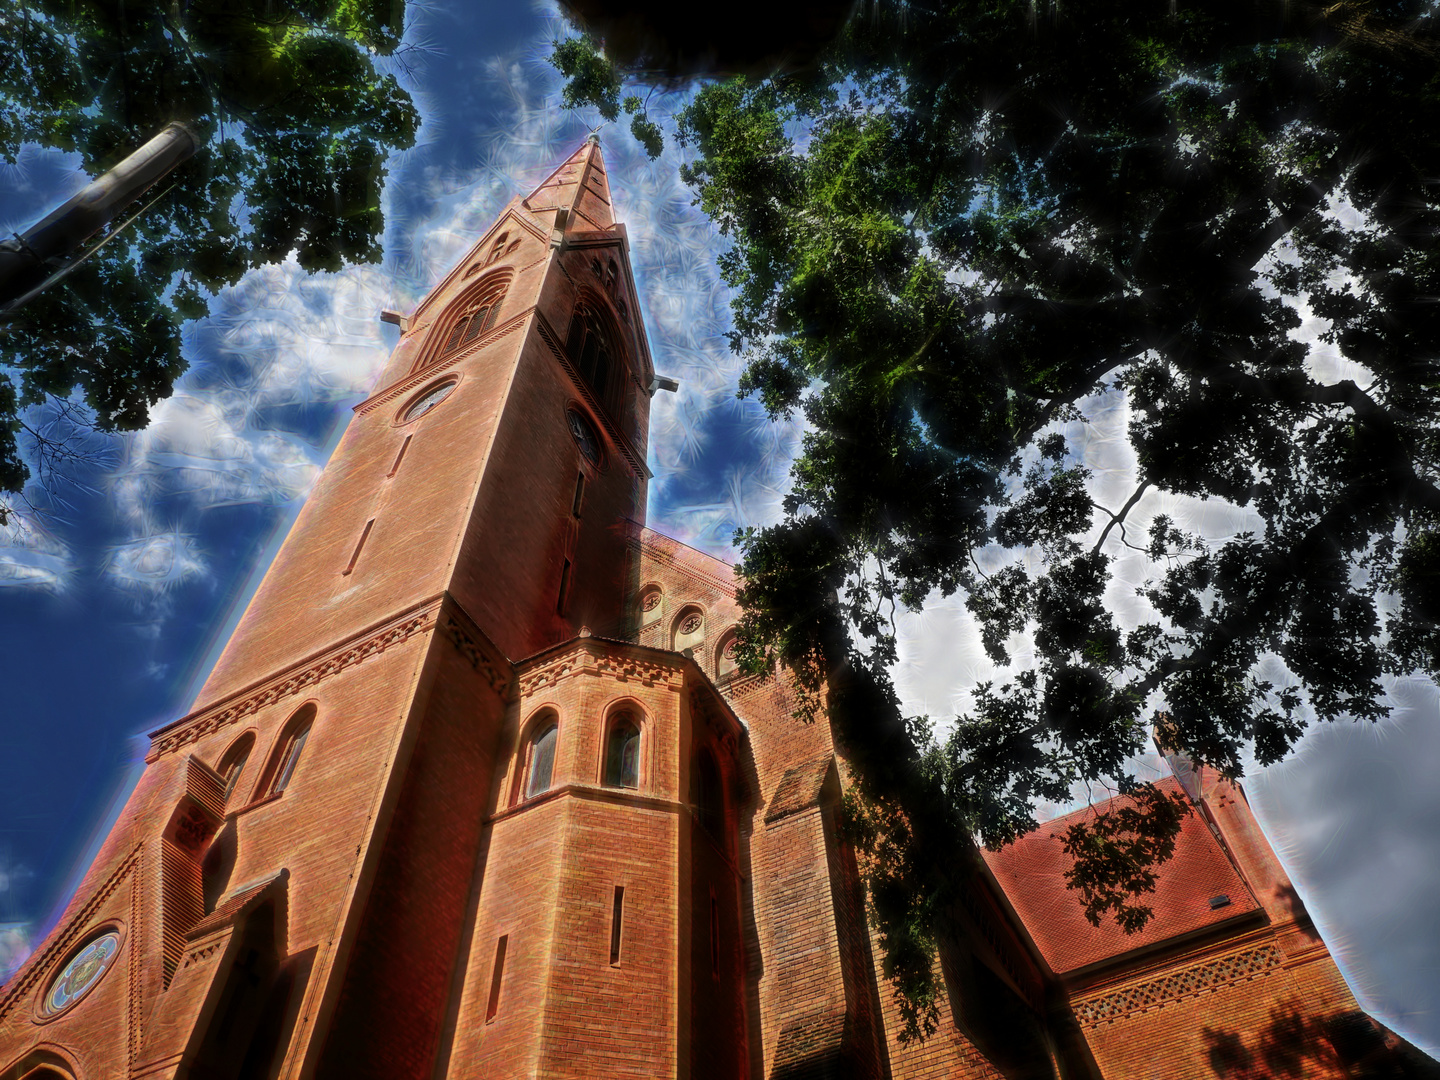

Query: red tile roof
982;777;1259;974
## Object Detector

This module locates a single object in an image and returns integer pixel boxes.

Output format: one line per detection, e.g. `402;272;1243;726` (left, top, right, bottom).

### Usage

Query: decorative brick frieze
443;612;512;697
148;602;438;760
1073;941;1282;1026
518;643;684;698
179;938;226;971
635;535;737;598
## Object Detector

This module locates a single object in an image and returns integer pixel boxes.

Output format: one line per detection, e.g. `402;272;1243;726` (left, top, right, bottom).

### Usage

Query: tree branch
1092;481;1151;557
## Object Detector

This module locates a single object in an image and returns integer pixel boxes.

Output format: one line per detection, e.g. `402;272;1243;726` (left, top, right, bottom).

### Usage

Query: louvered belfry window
565;305;616;412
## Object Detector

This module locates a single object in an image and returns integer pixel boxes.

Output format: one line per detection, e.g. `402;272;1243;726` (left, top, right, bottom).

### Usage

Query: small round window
403;380;456;421
44;928;121;1016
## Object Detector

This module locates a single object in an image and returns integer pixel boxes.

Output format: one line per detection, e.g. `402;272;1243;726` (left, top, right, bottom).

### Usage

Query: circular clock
567;409;601;466
403;380;457;421
44;929;121;1016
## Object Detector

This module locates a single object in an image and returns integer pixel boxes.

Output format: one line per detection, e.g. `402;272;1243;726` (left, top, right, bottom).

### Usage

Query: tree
555;1;1440;1038
0;0;419;496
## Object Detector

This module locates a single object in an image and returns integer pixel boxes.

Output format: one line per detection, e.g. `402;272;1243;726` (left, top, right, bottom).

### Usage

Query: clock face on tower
567;409;601;466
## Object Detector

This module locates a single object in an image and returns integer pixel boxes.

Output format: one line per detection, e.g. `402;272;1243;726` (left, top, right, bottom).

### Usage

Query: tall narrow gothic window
270;727;308;796
524;723;558;799
696;749;723;839
603;714;640;789
565;305;621;415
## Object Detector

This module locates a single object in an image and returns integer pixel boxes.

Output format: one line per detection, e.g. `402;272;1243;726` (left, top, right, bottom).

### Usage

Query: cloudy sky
0;0;1435;1055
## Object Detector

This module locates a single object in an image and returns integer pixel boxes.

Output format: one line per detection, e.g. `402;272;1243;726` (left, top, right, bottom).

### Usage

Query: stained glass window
604;716;640;789
44;931;121;1015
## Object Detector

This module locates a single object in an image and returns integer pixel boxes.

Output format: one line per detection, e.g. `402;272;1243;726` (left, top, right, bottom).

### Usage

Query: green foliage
550;0;1440;1040
695;0;1440;1038
1059;784;1193;931
0;0;419;492
548;35;663;158
671;2;1440;1042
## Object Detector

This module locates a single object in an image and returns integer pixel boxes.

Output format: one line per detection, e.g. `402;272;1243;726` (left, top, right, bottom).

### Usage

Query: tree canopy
0;0;418;495
555;0;1440;1037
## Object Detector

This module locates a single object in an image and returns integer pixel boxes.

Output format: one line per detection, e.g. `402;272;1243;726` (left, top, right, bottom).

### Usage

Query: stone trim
488;782;685;824
1073;941;1282;1026
148;601;439;760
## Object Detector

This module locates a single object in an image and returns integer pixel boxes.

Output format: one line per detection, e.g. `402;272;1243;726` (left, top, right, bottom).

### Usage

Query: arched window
566;305;615;407
715;630;740;680
523;722;558;800
439;290;504;356
484;232;509;265
673;605;705;655
416;273;512;372
639;583;663;626
696;749;724;840
603;713;641;789
265;705;314;798
216;733;256;805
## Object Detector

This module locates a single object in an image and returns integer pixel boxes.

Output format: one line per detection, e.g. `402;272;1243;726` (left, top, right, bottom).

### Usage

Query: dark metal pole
0;121;200;308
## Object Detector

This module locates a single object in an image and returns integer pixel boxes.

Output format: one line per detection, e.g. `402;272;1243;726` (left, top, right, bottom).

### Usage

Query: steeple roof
522;133;614;232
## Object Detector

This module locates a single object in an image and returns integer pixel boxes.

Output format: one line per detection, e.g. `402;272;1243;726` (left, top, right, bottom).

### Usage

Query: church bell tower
0;136;749;1080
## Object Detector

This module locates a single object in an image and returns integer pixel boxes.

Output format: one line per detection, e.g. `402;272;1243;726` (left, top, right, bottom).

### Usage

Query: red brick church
2;138;1434;1080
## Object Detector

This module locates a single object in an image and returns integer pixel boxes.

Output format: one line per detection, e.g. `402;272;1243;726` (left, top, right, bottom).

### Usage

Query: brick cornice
517;638;687;699
636;533;737;599
147;598;442;761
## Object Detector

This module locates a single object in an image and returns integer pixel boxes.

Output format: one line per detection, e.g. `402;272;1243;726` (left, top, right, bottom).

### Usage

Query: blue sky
0;0;1436;1055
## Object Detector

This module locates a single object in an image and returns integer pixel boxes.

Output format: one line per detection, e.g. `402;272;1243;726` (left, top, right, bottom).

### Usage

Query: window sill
232;790;284;818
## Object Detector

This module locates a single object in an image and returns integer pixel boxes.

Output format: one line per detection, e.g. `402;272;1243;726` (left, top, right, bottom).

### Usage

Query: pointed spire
522;134;615;233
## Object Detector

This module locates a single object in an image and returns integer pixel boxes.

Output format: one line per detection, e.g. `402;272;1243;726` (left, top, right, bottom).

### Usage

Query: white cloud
0;511;72;592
